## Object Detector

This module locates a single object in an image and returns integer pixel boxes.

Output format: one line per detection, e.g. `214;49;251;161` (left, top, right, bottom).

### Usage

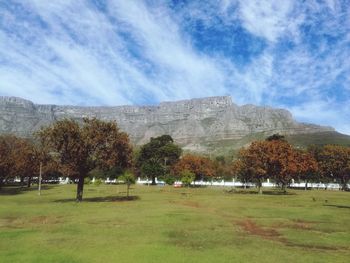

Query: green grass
0;184;349;263
286;131;350;147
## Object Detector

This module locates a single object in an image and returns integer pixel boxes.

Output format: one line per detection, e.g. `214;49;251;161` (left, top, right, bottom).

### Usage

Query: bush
94;179;103;186
181;170;195;187
84;177;91;184
164;175;175;185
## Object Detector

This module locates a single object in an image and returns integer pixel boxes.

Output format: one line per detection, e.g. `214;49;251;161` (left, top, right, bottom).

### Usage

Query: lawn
0;184;349;263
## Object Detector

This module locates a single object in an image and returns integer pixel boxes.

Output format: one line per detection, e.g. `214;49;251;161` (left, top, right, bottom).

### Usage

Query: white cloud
0;0;349;134
0;0;229;106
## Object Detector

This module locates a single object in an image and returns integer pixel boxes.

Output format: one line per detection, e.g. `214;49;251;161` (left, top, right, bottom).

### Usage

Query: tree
38;118;133;201
297;148;319;190
137;135;182;185
233;141;269;194
173;154;214;182
0;135;16;188
141;159;164;184
213;156;234;183
180;170;195;187
318;145;350;190
0;135;38;188
266;140;307;192
119;171;135;197
233;140;318;193
12;138;37;187
266;134;286;142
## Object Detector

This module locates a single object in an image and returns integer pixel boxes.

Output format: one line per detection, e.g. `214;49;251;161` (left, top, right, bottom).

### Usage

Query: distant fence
135;178;347;190
36;177;345;190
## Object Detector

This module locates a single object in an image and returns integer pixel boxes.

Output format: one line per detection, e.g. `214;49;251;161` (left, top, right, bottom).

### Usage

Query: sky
0;0;349;134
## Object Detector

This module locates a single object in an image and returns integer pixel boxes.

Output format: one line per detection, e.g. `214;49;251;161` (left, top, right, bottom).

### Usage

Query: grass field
0;184;349;263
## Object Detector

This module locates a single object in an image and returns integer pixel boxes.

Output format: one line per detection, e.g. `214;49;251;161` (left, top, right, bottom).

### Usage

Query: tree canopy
137;135;182;185
38;118;133;201
234;139;318;193
318;145;350;190
173;154;214;182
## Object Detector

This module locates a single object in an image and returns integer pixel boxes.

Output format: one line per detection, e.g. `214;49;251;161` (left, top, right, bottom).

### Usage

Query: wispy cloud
0;0;349;134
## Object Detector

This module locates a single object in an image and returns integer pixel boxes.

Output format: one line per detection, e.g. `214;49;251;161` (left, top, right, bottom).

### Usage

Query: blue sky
0;0;349;134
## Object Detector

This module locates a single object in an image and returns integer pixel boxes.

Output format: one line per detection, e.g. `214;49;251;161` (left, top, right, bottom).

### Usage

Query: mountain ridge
1;95;346;154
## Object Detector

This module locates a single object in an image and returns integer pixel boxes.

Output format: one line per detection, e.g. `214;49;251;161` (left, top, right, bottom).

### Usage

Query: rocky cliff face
0;96;334;152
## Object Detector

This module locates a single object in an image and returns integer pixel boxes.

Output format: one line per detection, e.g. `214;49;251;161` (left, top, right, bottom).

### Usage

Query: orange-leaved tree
38;118;133;201
0;135;16;188
266;140;318;192
173;154;214;183
0;135;38;188
233;138;318;193
234;141;270;194
318;145;350;191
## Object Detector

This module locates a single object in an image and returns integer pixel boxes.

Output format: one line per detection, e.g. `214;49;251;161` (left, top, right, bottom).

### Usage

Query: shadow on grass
0;185;55;195
224;189;296;195
324;204;350;209
54;195;140;203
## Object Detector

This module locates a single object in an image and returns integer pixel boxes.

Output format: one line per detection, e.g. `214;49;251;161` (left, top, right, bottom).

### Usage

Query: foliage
213;157;236;183
140;159;164;184
173;154;214;182
38;118;133;201
266;133;286;141
137;135;182;185
318;145;350;190
84;177;91;184
119;171;136;197
233;140;318;193
180;170;195;187
163;174;176;185
0;135;40;188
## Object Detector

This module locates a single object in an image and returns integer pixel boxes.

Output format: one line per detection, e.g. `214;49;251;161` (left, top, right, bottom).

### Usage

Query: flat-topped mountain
0;96;347;153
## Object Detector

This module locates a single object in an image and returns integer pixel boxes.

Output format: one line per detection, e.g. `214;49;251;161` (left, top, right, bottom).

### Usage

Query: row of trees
0;118;133;201
1;118;349;200
233;135;350;193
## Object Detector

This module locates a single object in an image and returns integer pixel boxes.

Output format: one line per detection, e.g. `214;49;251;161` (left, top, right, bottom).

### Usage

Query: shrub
84;177;91;184
164;175;175;185
181;170;195;187
94;179;103;186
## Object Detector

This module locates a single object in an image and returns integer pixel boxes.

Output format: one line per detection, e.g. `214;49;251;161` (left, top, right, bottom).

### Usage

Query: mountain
0;96;348;154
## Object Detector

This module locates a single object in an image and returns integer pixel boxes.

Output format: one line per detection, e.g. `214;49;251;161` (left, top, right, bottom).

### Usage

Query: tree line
0;118;349;201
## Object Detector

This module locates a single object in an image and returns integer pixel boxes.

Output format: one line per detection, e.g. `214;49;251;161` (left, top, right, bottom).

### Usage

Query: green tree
266;134;286;142
137;135;182;185
119;171;136;197
39;118;133;201
180;170;195;187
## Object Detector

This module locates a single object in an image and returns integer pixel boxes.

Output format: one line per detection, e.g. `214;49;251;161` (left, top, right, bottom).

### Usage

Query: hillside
1;96;348;154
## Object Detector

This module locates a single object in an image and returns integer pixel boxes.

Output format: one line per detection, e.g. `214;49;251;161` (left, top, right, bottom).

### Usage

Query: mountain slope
1;96;348;153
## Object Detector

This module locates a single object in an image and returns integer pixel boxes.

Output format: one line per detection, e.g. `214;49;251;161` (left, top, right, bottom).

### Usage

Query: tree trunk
20;176;25;188
38;162;42;196
341;177;348;191
304;180;308;191
126;184;130;197
76;175;85;202
282;183;287;194
258;182;262;194
0;176;3;189
27;176;31;188
151;176;156;185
